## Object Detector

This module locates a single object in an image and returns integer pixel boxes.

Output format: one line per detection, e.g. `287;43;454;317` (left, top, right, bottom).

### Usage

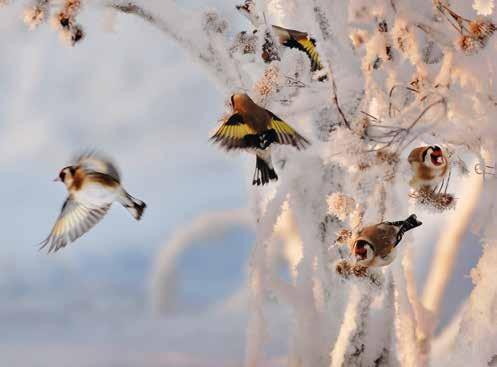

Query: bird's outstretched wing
73;150;121;182
210;113;257;151
267;112;311;150
39;196;111;253
294;38;322;72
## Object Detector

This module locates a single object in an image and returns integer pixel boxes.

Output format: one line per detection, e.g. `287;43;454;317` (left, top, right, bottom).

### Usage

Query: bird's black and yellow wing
267;112;311;150
283;37;323;72
299;38;322;72
283;38;323;72
210;113;257;151
40;196;111;253
272;25;323;72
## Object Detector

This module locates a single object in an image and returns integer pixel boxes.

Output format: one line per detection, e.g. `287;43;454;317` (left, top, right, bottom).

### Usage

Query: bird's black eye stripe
230;95;234;107
355;239;373;251
422;149;428;162
59;171;66;181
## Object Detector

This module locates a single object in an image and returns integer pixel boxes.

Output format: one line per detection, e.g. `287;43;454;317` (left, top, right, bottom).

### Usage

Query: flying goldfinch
40;151;146;253
408;145;449;190
350;214;422;267
270;25;324;73
210;93;310;185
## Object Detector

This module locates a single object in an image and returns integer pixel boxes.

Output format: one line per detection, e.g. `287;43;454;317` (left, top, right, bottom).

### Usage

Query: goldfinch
408;145;449;190
270;25;324;73
351;214;422;267
40;151;146;253
210;93;310;185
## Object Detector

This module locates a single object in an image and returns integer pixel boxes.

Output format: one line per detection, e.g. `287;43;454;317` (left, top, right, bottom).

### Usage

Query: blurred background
0;1;483;366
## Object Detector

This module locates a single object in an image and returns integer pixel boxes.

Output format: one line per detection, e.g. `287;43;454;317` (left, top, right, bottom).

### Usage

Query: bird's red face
429;146;444;166
353;240;373;263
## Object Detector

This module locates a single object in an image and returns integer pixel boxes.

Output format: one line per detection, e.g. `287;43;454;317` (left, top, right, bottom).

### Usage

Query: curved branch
106;1;245;89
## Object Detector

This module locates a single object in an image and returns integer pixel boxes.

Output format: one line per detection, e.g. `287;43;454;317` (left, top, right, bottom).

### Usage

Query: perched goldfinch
351;214;422;267
408;145;449;190
210;93;310;185
40;151;146;253
270;25;324;73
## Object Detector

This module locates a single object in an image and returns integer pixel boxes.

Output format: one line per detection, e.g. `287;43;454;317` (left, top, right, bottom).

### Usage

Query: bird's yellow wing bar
268;112;311;150
210;113;257;150
297;38;322;72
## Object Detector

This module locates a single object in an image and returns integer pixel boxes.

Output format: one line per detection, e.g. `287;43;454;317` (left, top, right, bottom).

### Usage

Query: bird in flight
210;93;310;185
40;151;146;253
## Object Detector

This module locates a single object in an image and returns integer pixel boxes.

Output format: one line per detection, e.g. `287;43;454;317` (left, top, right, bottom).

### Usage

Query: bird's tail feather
253;156;278;186
402;214;423;232
119;190;146;220
387;214;422;247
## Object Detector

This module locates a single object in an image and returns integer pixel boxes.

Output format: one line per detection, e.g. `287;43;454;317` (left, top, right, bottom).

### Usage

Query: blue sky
0;1;269;365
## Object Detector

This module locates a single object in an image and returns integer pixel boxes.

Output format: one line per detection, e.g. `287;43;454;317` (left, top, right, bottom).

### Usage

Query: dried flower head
336;259;368;277
335;229;352;244
231;30;257;55
58;22;84;46
253;64;280;99
376;150;399;166
203;11;228;34
469;17;496;43
457;35;478;54
328;193;356;220
55;0;80;28
23;1;49;30
335;260;384;286
261;30;280;64
71;24;84;44
410;187;456;212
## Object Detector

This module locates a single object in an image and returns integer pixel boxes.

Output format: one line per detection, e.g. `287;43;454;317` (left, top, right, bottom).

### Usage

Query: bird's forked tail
119;190;146;220
253;156;278;186
387;214;422;247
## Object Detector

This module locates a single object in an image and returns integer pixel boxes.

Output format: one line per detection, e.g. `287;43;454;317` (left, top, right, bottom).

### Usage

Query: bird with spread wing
210;93;310;185
39;151;146;253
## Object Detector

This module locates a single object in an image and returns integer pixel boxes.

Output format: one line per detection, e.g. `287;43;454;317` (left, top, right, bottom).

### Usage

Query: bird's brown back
408;147;426;164
71;167;120;192
234;94;271;132
358;224;397;258
272;25;308;42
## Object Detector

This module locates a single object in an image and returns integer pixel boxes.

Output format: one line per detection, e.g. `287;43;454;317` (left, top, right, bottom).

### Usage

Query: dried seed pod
253;64;280;99
336;260;368;278
410;187;456;212
335;229;352;244
23;0;49;30
457;35;478;54
469;17;496;43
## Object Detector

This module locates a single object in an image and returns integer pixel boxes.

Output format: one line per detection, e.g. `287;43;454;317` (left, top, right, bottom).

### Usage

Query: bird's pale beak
53;177;61;182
